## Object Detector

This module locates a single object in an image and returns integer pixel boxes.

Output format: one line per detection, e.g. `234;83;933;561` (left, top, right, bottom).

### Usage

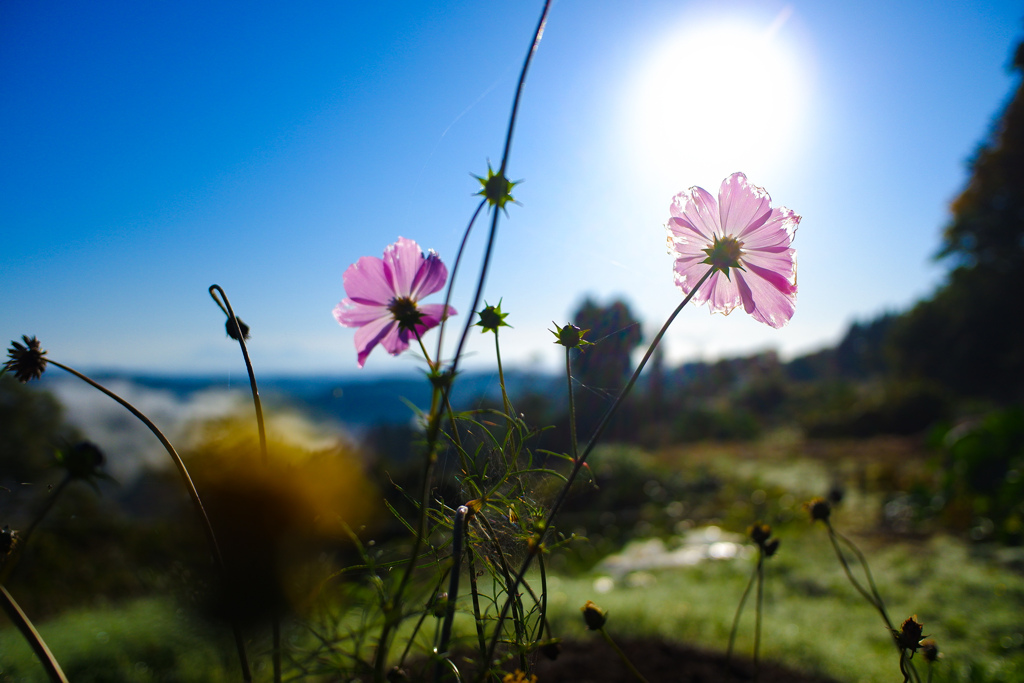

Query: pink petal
669;186;721;242
718;173;772;239
333;300;391;328
417;303;457;328
383;237;425;299
704;271;743;315
409;251;449;300
742;248;797;286
738;206;800;250
378;321;410;356
342;256;395;306
352;316;398;368
672;249;713;300
734;268;796;328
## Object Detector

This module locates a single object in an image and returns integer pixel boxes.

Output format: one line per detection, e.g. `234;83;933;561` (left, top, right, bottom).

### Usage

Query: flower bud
895;615;925;652
581;600;607;631
551;323;590;349
804;497;832;522
58;441;105;480
0;525;17;559
921;639;939;663
476;300;511;333
226;316;250;341
540;640;562;660
748;523;772;546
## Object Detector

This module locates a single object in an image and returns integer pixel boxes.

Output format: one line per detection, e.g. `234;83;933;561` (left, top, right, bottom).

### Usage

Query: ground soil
399;638;844;682
528;638;843;683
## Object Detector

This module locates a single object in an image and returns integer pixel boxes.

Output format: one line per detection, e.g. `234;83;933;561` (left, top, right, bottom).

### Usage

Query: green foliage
0;375;80;486
0;598;237;682
935;407;1024;543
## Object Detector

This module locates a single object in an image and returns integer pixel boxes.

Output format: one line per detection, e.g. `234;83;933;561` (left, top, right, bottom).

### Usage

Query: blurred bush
934;407;1024;544
180;411;380;623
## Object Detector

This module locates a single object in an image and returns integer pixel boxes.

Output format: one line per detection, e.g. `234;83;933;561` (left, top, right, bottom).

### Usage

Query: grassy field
3;434;1023;682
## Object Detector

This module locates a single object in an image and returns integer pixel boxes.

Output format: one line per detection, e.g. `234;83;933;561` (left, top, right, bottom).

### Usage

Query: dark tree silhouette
570;298;643;393
568;298;643;441
890;38;1024;401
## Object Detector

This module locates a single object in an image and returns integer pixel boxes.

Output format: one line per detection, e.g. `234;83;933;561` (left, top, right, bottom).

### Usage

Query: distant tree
569;298;643;441
890;39;1024;401
0;376;79;485
570;298;643;392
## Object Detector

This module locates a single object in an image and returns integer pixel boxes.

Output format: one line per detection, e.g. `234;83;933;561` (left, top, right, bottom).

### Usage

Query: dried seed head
3;335;48;383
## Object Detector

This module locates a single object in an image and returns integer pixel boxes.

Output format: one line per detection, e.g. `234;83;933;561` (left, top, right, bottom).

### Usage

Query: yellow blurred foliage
180;409;379;620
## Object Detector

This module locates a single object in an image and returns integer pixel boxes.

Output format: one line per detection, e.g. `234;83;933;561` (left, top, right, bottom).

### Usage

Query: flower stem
0;475;71;584
480;266;716;675
726;554;758;663
1;584;69;683
449;0;552;373
209;285;267;464
565;347;579;462
435;505;470;681
45;359;252;682
209;284;281;682
599;627;651;683
754;553;764;683
373;382;443;682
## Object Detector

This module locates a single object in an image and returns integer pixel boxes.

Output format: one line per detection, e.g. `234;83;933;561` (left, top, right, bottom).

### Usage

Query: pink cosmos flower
666;172;799;328
333;237;457;368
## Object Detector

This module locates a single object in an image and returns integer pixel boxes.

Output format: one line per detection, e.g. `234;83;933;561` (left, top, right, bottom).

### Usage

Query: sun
626;10;809;184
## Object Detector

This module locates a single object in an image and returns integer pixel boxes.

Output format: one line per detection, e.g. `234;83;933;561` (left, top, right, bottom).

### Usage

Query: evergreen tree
890;38;1024;401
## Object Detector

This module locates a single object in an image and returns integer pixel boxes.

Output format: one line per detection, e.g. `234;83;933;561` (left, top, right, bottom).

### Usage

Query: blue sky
2;1;1022;377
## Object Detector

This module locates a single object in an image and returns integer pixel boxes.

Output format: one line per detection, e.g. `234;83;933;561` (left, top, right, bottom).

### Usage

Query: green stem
373;381;443;682
209;284;280;682
599;627;651;683
0;475;72;584
435;505;470;682
726;555;758;662
208;285;267;465
46;360;252;681
448;0;552;372
754;554;764;683
494;330;513;421
479;267;716;674
565;347;579;462
0;584;69;683
466;549;488;658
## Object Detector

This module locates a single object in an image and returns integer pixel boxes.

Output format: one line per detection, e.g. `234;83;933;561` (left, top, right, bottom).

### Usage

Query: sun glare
627;10;808;185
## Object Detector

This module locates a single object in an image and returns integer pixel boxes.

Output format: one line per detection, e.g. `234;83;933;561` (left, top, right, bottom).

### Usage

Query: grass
541;526;1024;683
0;597;240;682
2;434;1022;682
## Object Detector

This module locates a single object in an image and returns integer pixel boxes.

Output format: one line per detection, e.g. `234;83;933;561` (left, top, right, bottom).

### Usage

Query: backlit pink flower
666;172;799;328
333;237;456;367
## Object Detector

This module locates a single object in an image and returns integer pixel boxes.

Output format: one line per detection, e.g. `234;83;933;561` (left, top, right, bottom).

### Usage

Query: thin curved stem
726;557;758;662
436;200;487;364
0;475;71;584
1;584;69;683
209;285;266;465
479;266;717;675
209;284;281;681
754;555;764;683
46;359;252;681
599;627;651;683
449;0;553;375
